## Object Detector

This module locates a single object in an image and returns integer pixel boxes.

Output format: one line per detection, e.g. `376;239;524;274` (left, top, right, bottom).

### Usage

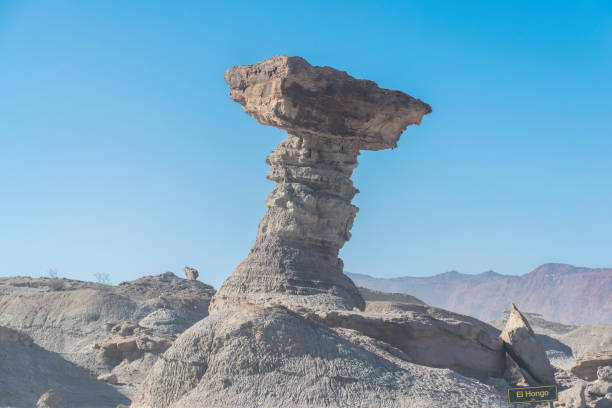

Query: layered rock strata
210;56;431;312
571;351;612;381
184;267;198;281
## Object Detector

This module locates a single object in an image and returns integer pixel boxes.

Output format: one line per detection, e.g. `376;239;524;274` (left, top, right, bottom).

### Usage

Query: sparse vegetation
93;272;111;285
44;268;64;291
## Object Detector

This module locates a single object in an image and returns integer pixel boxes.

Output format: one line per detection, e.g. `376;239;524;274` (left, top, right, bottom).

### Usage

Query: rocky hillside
349;263;612;325
0;271;214;407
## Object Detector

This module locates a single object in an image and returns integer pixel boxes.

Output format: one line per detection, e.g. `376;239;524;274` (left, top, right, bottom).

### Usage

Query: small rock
111;322;139;336
184;266;198;281
116;337;138;352
598;366;612;382
98;372;118;384
588;380;612;397
36;389;61;408
571;352;612;381
135;335;173;352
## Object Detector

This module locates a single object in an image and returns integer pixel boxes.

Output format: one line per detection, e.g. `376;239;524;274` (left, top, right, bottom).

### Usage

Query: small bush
48;278;64;291
93;272;111;285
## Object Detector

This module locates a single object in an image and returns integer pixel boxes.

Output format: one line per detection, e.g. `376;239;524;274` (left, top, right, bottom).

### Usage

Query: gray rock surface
287;304;505;381
131;304;506;408
587;380;612;397
209;56;431;313
0;272;214;403
0;325;33;347
500;303;555;385
503;353;540;387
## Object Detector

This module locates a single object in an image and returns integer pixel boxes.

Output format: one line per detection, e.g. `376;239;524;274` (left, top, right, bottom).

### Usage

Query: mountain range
348;263;612;325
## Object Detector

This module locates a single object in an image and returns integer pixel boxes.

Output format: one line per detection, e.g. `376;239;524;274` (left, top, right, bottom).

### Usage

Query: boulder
500;303;555;385
571;352;612;381
184;266;199;281
289;304;505;381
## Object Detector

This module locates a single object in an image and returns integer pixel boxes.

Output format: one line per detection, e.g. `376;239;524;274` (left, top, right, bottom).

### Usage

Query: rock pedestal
209;56;431;313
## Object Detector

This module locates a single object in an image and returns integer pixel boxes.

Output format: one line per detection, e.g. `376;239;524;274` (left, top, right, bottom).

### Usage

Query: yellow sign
508;385;557;404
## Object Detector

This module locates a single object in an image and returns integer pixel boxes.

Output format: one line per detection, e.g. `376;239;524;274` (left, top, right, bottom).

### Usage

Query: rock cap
224;55;431;150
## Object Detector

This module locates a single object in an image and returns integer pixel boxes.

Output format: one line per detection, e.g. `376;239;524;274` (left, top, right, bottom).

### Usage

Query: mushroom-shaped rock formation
209;56;431;313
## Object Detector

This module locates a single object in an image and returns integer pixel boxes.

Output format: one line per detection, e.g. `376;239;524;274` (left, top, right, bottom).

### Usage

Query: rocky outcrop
0;272;215;403
561;325;612;358
358;286;426;306
286;304;505;381
553;363;612;408
36;389;61;408
131;304;505;408
183;266;198;281
209;56;431;313
571;352;612;381
92;321;174;367
500;303;556;385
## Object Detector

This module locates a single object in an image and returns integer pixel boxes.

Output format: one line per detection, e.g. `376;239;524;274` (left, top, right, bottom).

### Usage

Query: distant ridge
348;263;612;325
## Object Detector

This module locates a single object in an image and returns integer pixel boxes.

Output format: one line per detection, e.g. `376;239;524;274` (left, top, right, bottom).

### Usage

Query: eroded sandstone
210;56;431;313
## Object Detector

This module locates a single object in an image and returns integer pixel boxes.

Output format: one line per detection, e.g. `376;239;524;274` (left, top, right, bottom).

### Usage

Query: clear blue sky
1;1;611;288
